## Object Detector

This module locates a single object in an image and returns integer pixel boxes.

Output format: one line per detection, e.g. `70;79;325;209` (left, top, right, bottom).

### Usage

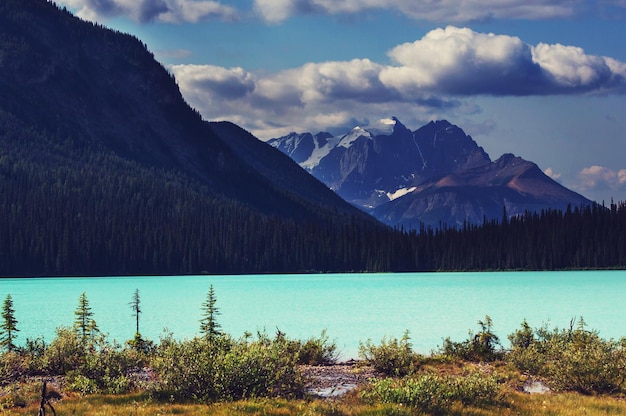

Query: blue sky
58;0;626;204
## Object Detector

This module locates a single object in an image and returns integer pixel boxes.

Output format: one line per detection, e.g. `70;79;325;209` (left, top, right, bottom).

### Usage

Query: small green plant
359;331;420;376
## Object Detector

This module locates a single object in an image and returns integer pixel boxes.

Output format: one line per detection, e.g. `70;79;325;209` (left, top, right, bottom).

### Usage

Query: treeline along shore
2;165;626;276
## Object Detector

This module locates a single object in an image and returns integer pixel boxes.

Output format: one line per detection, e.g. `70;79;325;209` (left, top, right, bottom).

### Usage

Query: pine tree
199;285;221;340
129;288;141;336
0;294;19;352
73;292;99;344
127;288;150;352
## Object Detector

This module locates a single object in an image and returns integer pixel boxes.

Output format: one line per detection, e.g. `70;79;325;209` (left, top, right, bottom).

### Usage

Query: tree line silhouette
1;123;625;278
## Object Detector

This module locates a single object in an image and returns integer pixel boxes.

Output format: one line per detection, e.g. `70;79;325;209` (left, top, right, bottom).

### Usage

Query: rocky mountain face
269;118;592;228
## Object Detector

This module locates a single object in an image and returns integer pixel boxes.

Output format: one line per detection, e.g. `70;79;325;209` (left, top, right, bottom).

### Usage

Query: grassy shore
3;315;626;415
5;375;626;416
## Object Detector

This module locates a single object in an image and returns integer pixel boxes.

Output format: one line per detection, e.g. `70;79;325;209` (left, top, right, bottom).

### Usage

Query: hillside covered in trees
0;0;625;277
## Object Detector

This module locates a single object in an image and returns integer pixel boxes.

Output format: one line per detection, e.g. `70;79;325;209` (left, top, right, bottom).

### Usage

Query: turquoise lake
1;271;625;359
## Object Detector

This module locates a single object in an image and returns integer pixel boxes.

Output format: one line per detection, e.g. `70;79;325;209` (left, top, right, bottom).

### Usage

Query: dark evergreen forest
1;109;625;278
410;201;626;271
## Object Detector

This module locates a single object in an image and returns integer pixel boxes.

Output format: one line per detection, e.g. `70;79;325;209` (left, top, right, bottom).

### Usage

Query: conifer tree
0;294;19;352
130;288;141;336
73;292;99;345
127;288;151;352
199;285;221;340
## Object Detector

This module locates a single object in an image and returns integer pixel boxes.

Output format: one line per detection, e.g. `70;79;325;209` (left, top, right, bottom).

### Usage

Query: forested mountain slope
0;0;391;276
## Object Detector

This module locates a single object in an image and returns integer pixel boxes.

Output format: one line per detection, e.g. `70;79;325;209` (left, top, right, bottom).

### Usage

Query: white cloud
576;165;626;193
171;64;255;101
532;43;615;90
169;27;626;139
381;27;626;96
381;27;543;95
254;0;582;23
57;0;238;23
544;167;562;180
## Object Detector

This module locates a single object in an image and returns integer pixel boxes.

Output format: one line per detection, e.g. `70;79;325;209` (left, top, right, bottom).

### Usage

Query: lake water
1;271;625;359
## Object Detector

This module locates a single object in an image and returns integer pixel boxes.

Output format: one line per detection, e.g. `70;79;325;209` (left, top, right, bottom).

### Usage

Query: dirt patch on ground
302;361;379;398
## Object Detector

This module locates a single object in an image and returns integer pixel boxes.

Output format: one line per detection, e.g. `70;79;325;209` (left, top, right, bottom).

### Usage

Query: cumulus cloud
58;0;238;23
173;65;256;99
254;0;582;23
169;27;626;138
382;27;626;96
544;167;562;181
576;166;626;195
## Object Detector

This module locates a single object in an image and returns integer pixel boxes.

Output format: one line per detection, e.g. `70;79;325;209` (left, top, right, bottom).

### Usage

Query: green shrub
126;332;155;355
152;334;305;402
452;371;502;406
441;315;503;362
21;336;47;376
0;382;28;410
67;344;137;394
296;330;338;365
0;351;26;384
151;336;225;401
359;331;420;377
362;371;501;413
507;318;626;394
42;327;85;375
32;327;146;394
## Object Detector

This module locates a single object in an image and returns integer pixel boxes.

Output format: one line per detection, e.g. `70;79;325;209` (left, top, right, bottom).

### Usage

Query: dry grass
4;362;626;416
4;387;626;416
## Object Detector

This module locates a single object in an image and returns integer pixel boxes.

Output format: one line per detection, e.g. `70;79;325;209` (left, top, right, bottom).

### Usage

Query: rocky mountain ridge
269;118;591;228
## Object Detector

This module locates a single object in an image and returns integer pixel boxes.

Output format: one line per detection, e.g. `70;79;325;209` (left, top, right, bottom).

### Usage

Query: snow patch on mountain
387;187;417;201
338;126;372;148
300;135;339;170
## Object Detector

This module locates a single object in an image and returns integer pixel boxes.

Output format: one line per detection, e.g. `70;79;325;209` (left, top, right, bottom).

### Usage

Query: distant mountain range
269;118;592;228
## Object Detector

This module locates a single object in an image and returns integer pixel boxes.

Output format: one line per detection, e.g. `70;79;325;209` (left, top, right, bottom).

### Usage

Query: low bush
362;371;501;413
507;318;626;394
295;330;338;365
0;351;26;384
66;344;142;394
0;327;150;394
441;315;503;362
152;333;305;402
41;327;85;375
359;331;420;377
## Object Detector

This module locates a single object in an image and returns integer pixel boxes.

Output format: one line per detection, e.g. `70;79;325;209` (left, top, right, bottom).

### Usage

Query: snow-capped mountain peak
338;126;372;148
268;118;591;229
